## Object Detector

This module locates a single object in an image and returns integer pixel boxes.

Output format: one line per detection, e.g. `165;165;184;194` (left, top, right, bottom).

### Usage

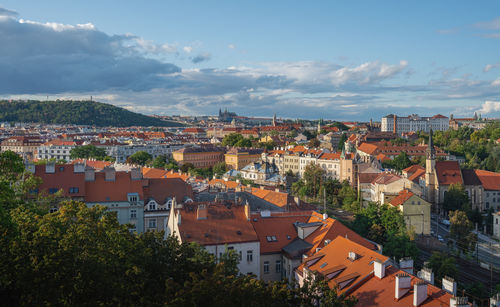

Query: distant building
1;136;43;159
36;139;80;161
381;114;449;134
389;189;431;235
172;146;226;168
218;108;237;122
494;212;500;239
225;148;264;170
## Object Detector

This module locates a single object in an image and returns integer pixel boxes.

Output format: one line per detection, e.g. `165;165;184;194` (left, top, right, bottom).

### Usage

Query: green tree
222;133;244;147
427;252;458;284
443;184;469;213
390;152;412;171
449;210;477;253
70;145;109;160
303;163;325;198
308;138;320;148
213;162;227;178
126;151;153;166
338;133;348;150
152;154;168;169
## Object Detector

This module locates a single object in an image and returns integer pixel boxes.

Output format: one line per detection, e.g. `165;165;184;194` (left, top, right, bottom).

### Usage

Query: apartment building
173;146;226;168
381;114;449;134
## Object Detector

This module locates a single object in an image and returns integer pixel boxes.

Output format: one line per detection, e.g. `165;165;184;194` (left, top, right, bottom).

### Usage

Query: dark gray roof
282;238;313;259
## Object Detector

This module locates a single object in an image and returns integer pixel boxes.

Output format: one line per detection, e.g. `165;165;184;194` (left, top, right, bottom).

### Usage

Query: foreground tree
443;184;469;213
126;151;153;166
449;210;477;254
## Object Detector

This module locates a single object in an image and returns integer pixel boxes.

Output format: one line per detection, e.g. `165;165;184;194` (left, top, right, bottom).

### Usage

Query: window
149;202;157;210
276;260;281;273
128;193;138;203
130;209;137;219
59;166;64;172
239;251;242;261
49;188;59;194
264;261;270;274
148;219;156;229
69;187;79;194
247;250;253;262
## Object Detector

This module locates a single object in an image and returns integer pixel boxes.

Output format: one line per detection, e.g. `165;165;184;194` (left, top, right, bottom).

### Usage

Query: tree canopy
126;151;153;166
0;100;182;127
70;144;112;161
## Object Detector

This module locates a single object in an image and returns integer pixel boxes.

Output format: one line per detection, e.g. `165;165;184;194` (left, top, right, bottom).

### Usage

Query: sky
0;1;500;120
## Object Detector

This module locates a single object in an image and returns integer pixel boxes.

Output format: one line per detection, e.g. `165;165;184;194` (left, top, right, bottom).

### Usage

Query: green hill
0;100;183;127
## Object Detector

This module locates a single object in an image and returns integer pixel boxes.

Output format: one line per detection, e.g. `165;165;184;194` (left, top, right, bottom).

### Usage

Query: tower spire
426;129;435;159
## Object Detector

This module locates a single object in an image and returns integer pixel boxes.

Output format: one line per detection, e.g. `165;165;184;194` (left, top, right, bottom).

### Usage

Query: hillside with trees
0;100;183;127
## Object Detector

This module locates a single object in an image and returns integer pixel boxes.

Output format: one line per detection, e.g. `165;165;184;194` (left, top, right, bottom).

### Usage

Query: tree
449;210;477;253
427;252;458;284
179;163;195;173
308;138;320;148
389;152;412;171
303;163;325;198
70;145;109;160
338;182;357;210
126;151;152;166
152;154;168;169
443;184;469;213
222;133;244;147
337;133;348;150
213;162;227;178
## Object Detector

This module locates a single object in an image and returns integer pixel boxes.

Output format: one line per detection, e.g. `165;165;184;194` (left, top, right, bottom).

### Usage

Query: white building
36;140;77;161
493;212;500;239
381;114;449;134
107;143;184;163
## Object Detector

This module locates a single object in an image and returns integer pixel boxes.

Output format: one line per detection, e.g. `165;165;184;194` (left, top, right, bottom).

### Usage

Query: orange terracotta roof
142;167;169;179
435;161;463;185
403;164;424;174
176;203;258;245
474;169;500;191
297;236;386;294
35;164;85;198
85;172;148;203
319;152;341;160
350;265;459;306
250;211;312;254
389;190;414;207
250;187;290;208
376;153;391;162
183;127;206;133
357;142;379;155
209;178;240;189
408;168;425;183
305;212;376;254
71;159;112;170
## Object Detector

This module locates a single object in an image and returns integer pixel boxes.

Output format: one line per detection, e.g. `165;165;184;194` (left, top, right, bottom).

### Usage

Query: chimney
413;281;428;307
395;273;411;300
322;213;328;220
244;202;251;221
399;257;414;275
73;162;85;173
442;276;457;296
84;166;95;181
450;297;469;307
275;188;280;192
348;251;358;261
324;239;331;246
104;166;116;181
294;196;300;206
197;204;207;220
45;162;55;174
130;167;142;180
418;267;434;285
393;115;397;134
373;259;385;279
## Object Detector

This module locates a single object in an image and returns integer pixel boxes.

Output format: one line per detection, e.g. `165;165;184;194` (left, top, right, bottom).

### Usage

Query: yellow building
389;189;431;235
172;147;225;168
225;148;263;170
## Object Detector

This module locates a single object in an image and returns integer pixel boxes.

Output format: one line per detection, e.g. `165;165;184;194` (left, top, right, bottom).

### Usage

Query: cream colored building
225;148;263;170
389;190;431;235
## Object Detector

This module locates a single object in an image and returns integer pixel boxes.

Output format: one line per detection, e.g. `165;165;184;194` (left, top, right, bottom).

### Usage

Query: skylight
320;262;328;268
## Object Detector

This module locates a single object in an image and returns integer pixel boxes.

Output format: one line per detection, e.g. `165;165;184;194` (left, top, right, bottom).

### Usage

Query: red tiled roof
297;236;386;294
351;265;458;306
357;143;379;155
474;169;500;191
359;173;381;184
183;127;206;133
305;212;376;254
209;178;240;189
143;178;193;204
372;173;401;185
408;168;425;183
389;189;414;207
431;114;448;119
250;211;312;254
85;172;147;203
35;164;85;198
177;203;258;245
435;161;463;185
319;152;341;160
71;159;112;170
250;187;291;208
403;164;424;174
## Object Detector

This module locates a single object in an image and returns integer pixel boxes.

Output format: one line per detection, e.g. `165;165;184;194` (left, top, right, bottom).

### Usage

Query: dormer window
148;201;157;211
128;193;139;203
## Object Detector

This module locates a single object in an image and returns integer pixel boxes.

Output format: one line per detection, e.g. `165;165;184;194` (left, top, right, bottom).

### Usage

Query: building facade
381;114;449;134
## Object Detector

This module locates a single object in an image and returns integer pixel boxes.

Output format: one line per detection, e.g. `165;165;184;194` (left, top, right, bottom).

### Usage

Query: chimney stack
130;167;142;180
418;267;434;285
449;297;469;307
45;162;55;173
84;166;95;181
395;273;411;300
442;276;457;296
373;259;385;279
413;281;428;307
197;204;207;220
104;166;116;181
244;202;251;221
399;257;414;275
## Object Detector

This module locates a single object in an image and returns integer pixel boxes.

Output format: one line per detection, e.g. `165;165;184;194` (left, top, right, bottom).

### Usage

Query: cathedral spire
426;129;435;160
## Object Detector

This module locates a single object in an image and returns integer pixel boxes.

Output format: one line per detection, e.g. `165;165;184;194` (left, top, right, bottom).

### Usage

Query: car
438;235;445;243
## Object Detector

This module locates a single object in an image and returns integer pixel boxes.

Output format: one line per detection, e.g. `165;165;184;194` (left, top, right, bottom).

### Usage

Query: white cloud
475;17;500;30
0;7;18;18
183;46;193;53
479;101;500;113
191;52;211;63
492;77;500;86
228;44;235;49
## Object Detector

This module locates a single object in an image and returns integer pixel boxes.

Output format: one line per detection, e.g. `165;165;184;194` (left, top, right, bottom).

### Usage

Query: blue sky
1;1;500;120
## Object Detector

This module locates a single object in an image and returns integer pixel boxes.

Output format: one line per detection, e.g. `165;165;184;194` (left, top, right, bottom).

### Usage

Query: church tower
317;119;322;134
425;129;436;204
272;113;277;127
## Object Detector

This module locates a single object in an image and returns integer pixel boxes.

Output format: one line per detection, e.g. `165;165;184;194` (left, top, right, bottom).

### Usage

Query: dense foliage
351;202;419;261
222;133;253;147
70;144;114;161
0;100;182;127
431;123;500;171
126;151;153;165
382;152;412;171
0;151;357;306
